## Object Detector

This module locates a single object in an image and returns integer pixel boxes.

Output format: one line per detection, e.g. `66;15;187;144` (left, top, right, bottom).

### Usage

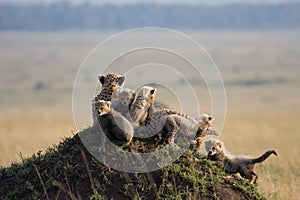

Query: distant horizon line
1;0;300;6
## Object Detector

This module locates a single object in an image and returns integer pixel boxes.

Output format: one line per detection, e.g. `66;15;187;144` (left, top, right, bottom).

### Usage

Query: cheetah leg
240;169;257;184
194;128;206;150
250;172;258;184
166;117;179;143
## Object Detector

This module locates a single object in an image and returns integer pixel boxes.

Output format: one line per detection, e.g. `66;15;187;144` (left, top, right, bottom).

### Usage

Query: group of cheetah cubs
92;73;277;184
92;73;215;148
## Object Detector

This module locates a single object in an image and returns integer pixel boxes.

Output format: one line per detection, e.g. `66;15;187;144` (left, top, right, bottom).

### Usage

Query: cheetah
130;85;189;131
134;101;215;149
111;88;135;121
92;73;125;126
207;139;278;183
162;113;215;149
130;86;216;148
97;100;133;146
95;73;125;101
191;114;217;150
130;86;157;126
134;104;188;138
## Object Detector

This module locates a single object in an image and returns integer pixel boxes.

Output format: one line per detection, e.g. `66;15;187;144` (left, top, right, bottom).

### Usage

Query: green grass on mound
0;127;264;200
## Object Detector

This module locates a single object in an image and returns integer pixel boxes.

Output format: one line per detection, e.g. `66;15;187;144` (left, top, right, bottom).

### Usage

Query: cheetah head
118;88;136;107
208;140;223;156
197;114;214;130
130;86;157;124
96;100;111;116
136;86;157;106
98;73;125;100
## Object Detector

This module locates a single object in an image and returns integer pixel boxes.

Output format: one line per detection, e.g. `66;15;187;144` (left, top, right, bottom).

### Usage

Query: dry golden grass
222;113;300;200
0;107;75;166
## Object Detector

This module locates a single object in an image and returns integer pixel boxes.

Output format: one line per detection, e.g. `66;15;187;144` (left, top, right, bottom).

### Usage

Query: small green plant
90;192;105;200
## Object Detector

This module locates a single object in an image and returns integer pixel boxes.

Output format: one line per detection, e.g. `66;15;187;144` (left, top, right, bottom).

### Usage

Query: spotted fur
92;73;125;126
95;73;125;101
135;105;189;135
164;113;214;149
192;114;215;150
134;103;214;149
130;86;215;148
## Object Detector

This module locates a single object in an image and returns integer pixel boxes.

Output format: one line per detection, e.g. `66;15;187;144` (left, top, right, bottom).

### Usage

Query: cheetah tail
251;150;278;164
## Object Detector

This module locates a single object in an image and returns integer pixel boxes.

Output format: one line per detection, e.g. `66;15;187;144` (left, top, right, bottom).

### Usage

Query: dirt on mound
0;127;264;200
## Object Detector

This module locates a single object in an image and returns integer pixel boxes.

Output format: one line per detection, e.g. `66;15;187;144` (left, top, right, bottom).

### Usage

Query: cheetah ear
216;141;222;147
208;116;214;121
150;88;156;95
117;76;125;85
132;92;136;99
99;75;105;84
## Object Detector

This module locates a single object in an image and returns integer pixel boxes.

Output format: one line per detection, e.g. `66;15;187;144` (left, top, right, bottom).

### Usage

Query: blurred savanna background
0;0;299;199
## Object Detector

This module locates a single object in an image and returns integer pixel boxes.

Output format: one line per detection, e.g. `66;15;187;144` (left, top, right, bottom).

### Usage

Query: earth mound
0;127;264;200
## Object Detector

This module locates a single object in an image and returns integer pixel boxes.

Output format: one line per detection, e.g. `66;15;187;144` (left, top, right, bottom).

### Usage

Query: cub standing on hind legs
130;86;157;126
130;85;216;148
207;140;278;184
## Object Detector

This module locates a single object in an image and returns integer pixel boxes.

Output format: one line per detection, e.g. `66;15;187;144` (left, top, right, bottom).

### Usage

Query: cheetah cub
92;73;125;126
97;100;133;146
134;101;215;148
191;114;215;150
110;88;135;121
207;139;278;183
164;113;215;149
130;86;156;126
130;86;216;148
